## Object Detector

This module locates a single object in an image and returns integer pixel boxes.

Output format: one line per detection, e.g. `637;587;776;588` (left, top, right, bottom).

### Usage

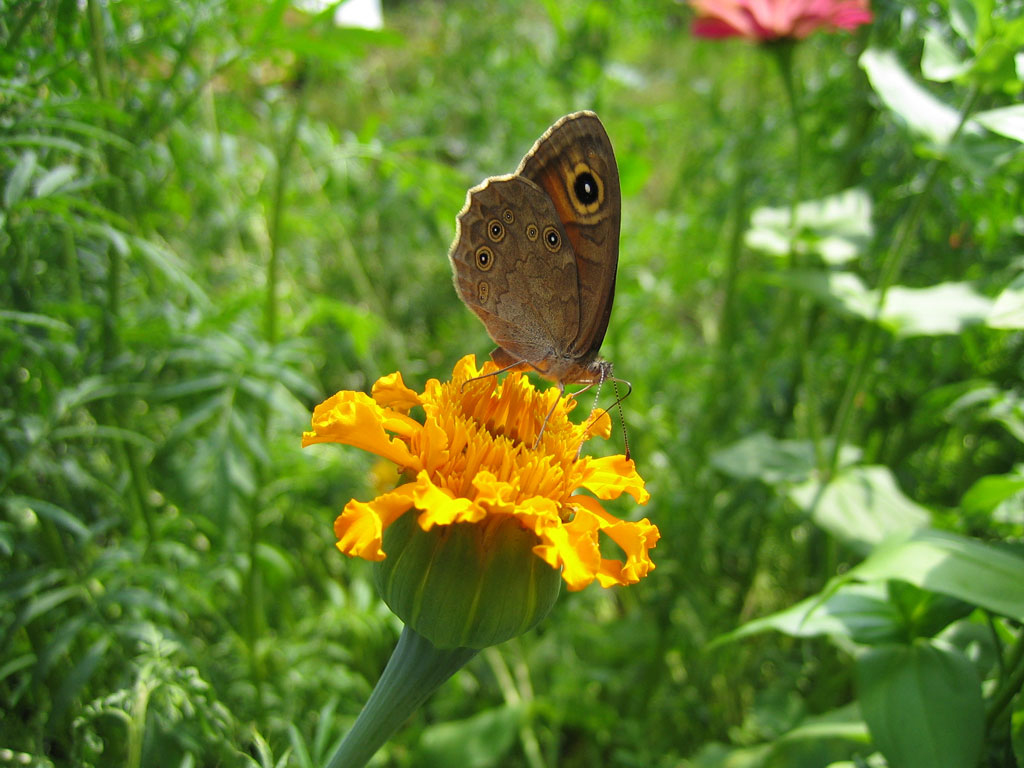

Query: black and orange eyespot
567;162;603;214
542;226;560;252
487;219;505;242
502;208;515;224
475;246;494;271
525;224;539;241
573;171;599;205
477;281;490;302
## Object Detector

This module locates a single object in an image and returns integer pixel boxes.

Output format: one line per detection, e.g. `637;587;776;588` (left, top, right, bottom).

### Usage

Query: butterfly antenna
577;376;632;460
612;378;632;461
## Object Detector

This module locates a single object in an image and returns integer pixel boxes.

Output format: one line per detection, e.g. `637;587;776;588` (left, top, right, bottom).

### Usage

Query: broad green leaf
716;582;905;646
848;529;1024;621
974;104;1024;143
779;271;877;318
745;189;873;265
789;466;931;551
949;0;980;48
857;641;983;768
710;432;860;484
921;28;972;82
961;469;1024;518
416;704;520;768
776;703;869;745
689;705;868;767
988;271;1024;328
859;49;980;145
788;274;993;336
879;282;992;335
885;581;973;639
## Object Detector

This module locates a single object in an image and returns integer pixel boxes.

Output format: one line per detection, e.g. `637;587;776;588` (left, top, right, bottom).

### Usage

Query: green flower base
374;513;562;649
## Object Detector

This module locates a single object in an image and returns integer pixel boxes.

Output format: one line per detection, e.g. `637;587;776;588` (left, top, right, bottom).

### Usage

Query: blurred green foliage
2;0;1023;766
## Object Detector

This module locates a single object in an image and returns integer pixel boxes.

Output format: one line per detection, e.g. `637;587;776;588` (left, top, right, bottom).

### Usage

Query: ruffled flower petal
371;371;422;412
413;471;484;528
334;483;417;560
578;455;651;504
303;391;420;469
570;494;660;588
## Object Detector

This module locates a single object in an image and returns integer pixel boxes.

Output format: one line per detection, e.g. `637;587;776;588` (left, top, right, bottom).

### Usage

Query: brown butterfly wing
449;175;581;375
516;111;621;362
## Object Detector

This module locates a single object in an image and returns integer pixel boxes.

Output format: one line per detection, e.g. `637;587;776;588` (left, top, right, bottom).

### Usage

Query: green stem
484;645;547;768
326;626;479;768
985;626;1024;733
772;40;825;469
698;48;760;452
265;60;310;345
827;86;983;474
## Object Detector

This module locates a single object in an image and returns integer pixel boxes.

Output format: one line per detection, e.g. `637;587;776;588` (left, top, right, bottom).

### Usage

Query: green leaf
921;28;972;82
848;529;1024;621
961;469;1024;518
416;704;520;768
788;466;931;551
715;582;906;646
745;189;873;265
711;432;860;485
857;641;983;768
6;496;90;540
878;282;992;336
4;151;37;208
974;104;1024;143
786;274;993;336
33;164;78;198
859;49;980;145
988;272;1024;328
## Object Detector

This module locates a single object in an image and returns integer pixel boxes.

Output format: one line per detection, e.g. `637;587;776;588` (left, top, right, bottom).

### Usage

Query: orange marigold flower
690;0;873;41
302;355;658;591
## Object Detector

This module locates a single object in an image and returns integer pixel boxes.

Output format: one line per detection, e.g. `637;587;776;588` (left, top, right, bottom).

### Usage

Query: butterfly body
448;111;621;389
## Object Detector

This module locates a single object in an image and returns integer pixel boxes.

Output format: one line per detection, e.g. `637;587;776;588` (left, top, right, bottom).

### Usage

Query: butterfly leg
533;382;565;450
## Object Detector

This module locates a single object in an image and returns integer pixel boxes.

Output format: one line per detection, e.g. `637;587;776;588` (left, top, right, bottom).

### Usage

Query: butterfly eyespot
502;208;515;224
574;171;599;205
542;226;560;252
487;219;505;242
568;163;603;213
525;224;539;241
475;246;494;271
477;280;490;302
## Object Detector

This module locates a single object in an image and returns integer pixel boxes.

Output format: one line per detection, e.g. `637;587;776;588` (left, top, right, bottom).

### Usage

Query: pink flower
690;0;872;41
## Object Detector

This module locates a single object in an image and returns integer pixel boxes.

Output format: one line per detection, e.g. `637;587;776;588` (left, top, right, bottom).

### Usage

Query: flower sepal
374;512;562;649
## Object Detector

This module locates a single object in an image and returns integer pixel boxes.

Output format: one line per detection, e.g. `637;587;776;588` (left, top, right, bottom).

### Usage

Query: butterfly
448;111;621;397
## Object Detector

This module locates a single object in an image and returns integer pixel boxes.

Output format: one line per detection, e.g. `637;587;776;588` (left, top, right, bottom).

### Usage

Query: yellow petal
413;471;485;528
471;470;520;512
372;371;422;412
303;390;420;469
334;483;417;560
572;495;660;587
577;454;650;504
533;515;602;591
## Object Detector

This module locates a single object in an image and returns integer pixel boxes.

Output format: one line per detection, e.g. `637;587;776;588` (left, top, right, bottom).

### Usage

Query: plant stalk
325;626;479;768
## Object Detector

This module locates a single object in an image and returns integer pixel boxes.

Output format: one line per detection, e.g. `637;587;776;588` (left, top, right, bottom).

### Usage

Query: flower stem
772;40;825;469
826;85;982;474
326;626;479;768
